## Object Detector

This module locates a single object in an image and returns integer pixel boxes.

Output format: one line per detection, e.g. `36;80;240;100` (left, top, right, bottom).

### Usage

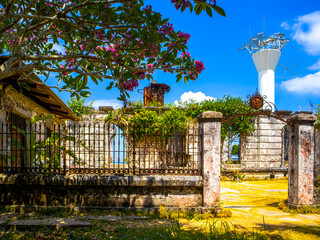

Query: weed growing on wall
105;106;191;141
181;95;255;141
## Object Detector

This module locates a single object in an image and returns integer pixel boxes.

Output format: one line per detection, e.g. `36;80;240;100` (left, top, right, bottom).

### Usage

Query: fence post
287;112;317;207
63;124;67;175
197;111;223;207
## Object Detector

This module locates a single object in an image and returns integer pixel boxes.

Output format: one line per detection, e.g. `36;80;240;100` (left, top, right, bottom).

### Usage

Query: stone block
197;111;223;122
288;113;317;123
98;106;114;113
258;116;283;124
250;129;282;136
258;123;286;130
244;142;282;149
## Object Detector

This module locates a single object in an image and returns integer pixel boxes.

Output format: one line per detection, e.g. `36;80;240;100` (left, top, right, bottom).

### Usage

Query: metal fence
0;121;201;175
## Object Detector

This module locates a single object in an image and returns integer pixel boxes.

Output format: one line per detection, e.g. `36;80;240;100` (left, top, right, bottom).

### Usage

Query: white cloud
309;58;320;70
52;43;65;54
90;99;123;109
280;71;320;95
175;91;215;105
280;21;290;30
292;11;320;55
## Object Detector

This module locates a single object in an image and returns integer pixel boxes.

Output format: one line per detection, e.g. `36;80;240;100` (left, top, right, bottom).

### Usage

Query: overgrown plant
105;106;191;140
182;95;255;141
315;104;320;130
11;116;88;171
66;97;94;117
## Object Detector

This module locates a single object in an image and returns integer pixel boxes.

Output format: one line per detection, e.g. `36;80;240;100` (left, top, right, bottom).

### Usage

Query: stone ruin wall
240;115;287;170
64;110;200;172
0;85;55;169
0;85;52;122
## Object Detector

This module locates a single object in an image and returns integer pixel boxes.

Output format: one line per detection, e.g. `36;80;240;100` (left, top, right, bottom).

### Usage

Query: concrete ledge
287;113;317;123
197;111;223;122
274;110;292;116
0;174;203;187
222;166;288;173
0;174;204;208
0;205;221;215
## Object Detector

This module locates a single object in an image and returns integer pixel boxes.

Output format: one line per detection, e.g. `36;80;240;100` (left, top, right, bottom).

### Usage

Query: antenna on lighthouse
239;32;289;110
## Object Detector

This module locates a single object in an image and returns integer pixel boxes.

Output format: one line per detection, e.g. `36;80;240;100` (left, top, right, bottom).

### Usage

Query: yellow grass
179;180;320;239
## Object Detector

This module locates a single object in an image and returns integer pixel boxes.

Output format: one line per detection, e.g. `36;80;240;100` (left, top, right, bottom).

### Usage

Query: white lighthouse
240;33;289;110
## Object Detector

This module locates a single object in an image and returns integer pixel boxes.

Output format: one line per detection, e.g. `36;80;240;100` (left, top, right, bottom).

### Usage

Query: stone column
315;130;320;179
287;112;317;207
197;111;223;207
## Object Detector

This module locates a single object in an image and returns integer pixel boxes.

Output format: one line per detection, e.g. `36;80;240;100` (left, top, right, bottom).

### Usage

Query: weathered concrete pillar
197;111;223;207
287;112;317;207
315;130;320;179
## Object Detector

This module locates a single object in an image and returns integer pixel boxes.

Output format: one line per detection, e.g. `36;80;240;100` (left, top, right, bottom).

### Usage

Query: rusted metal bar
222;111;291;125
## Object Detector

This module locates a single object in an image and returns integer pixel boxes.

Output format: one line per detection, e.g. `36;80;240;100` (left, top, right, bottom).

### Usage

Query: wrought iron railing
0;122;201;175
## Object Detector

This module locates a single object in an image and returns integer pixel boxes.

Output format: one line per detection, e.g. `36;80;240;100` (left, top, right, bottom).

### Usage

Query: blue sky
56;0;320;112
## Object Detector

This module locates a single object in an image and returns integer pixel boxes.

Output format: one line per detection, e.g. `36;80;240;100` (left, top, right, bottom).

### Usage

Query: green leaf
74;75;82;82
146;74;153;81
206;6;213;17
213;5;226;17
181;3;187;12
194;3;201;15
106;81;114;90
176;74;182;83
189;3;193;13
80;91;91;98
147;58;156;64
91;76;98;85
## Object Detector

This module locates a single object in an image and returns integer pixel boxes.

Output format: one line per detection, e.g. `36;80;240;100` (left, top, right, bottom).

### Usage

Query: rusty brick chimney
143;81;170;106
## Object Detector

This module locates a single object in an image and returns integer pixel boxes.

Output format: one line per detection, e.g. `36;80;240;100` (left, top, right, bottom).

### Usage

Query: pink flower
121;79;139;91
180;52;191;58
177;32;191;44
143;5;154;13
95;30;104;40
188;71;197;81
171;0;191;10
195;60;205;74
147;64;154;73
159;23;174;35
61;65;68;76
135;68;146;80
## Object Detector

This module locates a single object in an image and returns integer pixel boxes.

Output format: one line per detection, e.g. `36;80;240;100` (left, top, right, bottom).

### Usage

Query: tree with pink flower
0;0;225;102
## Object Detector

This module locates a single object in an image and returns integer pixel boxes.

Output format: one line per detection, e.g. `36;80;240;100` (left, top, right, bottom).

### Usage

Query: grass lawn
1;179;320;239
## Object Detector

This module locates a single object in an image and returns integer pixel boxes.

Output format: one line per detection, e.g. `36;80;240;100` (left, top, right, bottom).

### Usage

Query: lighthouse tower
240;33;289;110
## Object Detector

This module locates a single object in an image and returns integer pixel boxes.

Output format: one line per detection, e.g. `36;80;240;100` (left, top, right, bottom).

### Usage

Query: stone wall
64;112;200;173
0;174;203;209
240;113;290;170
0;85;57;169
0;85;52;123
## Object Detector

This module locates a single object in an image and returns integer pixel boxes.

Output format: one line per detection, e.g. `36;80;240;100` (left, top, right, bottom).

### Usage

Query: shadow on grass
256;223;320;239
1;219;285;240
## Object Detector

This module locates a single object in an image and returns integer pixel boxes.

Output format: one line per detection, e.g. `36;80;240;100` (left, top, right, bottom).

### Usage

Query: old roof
0;56;78;120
